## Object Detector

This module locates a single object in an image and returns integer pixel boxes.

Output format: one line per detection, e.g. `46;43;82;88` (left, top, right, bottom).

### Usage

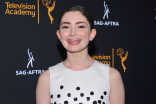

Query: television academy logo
42;0;56;24
116;48;128;73
94;1;119;26
92;54;111;65
92;48;114;68
92;48;128;73
4;0;56;24
15;48;44;75
4;2;36;17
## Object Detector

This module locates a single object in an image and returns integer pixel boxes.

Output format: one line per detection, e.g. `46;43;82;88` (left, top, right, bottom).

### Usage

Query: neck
64;48;94;68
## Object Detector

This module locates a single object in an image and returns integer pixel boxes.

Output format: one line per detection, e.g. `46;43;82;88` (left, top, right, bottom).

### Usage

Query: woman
36;6;125;104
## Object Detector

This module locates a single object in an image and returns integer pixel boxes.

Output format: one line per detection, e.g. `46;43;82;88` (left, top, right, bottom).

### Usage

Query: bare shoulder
109;67;125;104
109;67;122;80
109;67;124;90
36;69;50;90
38;69;50;81
36;69;50;104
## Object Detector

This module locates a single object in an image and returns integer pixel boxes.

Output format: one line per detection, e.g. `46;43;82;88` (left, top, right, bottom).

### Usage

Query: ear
56;30;61;41
89;29;96;41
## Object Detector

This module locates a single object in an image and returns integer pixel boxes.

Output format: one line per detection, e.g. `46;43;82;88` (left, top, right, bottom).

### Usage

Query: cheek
60;30;69;40
79;30;90;39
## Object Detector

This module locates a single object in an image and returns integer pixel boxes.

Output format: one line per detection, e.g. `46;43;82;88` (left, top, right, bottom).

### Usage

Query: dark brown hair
57;6;94;30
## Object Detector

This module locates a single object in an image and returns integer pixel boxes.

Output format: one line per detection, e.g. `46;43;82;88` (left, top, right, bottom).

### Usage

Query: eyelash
62;26;69;29
78;26;85;28
62;25;85;29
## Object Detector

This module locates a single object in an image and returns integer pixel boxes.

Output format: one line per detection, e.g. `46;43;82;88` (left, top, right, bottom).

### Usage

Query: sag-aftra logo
94;1;119;26
16;49;44;76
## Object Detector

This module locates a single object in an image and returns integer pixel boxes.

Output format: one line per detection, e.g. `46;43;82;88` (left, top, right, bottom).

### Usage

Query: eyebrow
61;21;88;26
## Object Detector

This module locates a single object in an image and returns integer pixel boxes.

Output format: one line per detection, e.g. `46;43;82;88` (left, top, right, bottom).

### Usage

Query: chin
67;50;82;53
67;47;88;53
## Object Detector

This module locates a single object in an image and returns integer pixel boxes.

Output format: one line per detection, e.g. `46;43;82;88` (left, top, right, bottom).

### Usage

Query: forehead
61;11;89;24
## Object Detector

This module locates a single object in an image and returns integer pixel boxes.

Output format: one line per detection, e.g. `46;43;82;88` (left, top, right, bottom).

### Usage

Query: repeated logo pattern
42;0;56;24
94;1;119;26
116;48;128;72
103;1;110;19
27;48;35;68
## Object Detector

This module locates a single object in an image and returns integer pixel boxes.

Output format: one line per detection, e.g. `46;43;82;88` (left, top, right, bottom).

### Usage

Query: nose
70;27;76;36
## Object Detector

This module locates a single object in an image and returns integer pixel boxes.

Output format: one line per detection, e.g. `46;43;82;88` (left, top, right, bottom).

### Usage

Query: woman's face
57;11;96;53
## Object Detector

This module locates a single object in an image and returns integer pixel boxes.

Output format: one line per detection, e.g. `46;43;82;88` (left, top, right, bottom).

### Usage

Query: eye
78;26;85;28
62;26;69;29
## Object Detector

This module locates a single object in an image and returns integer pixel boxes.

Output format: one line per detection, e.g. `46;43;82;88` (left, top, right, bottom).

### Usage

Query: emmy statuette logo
27;48;35;68
116;48;128;73
103;1;110;19
42;0;56;24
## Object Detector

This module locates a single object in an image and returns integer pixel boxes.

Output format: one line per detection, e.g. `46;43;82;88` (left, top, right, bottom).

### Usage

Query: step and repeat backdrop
0;0;156;104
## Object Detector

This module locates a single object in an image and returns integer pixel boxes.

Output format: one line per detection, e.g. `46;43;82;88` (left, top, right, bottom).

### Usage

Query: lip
67;38;81;45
